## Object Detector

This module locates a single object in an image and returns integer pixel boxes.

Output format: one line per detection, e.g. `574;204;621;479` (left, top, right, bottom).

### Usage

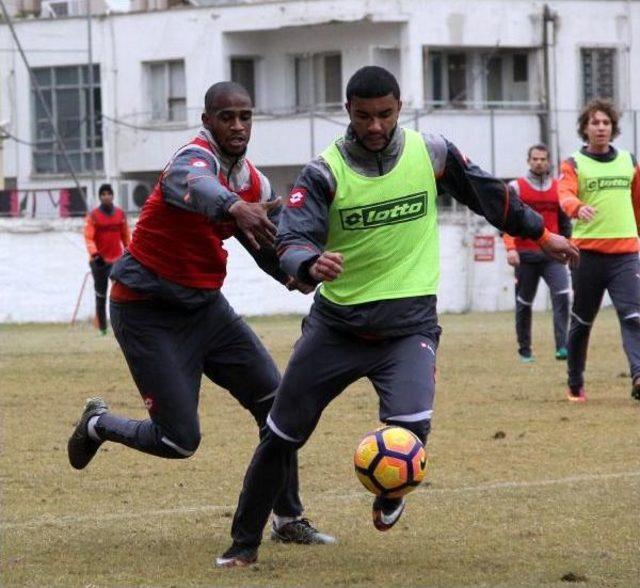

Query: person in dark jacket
68;82;334;547
216;67;579;568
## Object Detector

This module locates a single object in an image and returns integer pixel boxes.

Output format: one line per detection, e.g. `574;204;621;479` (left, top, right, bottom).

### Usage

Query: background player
559;99;640;402
83;183;130;335
503;144;572;362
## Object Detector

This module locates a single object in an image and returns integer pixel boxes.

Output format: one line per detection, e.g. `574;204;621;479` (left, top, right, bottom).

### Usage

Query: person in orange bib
83;184;130;335
559;99;640;402
503;144;572;362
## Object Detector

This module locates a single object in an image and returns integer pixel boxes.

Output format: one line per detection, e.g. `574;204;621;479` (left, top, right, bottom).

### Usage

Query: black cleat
372;496;405;531
632;377;640;402
67;397;108;470
270;518;336;545
215;544;258;568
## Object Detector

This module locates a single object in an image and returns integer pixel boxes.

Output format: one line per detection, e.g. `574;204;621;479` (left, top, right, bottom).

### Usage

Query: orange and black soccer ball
354;426;428;498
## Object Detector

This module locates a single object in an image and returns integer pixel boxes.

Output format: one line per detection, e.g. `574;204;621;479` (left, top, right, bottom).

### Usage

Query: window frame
293;51;343;112
424;47;536;110
580;47;617;105
30;64;103;176
230;56;258;107
145;59;187;124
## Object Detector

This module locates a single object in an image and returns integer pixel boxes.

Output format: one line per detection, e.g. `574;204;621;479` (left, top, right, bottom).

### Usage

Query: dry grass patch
1;310;639;586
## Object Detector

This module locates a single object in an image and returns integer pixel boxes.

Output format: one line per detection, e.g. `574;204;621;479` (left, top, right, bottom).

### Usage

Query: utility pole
87;0;97;204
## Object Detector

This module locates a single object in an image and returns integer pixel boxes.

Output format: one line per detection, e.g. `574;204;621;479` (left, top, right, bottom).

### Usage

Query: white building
0;0;636;321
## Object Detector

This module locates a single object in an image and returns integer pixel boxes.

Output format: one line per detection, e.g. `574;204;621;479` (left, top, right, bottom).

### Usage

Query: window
294;52;342;111
483;51;528;105
31;64;102;174
230;57;256;104
425;48;533;109
581;48;616;103
427;51;467;107
147;60;186;122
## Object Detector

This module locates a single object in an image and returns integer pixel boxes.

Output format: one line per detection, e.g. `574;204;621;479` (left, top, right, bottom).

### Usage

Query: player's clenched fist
309;251;344;282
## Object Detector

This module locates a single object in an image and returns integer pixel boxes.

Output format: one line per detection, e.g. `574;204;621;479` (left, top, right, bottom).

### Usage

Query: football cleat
566;387;587;403
518;352;535;364
631;377;640;402
555;347;568;360
214;545;258;568
67;397;108;470
372;496;405;531
270;518;336;545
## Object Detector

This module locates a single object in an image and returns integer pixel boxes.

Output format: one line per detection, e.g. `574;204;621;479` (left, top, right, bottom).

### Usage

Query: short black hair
527;143;549;158
346;66;400;101
98;183;113;195
204;81;252;114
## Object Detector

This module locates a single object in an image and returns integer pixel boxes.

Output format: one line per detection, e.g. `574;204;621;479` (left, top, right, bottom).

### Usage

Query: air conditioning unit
42;0;86;17
118;180;152;213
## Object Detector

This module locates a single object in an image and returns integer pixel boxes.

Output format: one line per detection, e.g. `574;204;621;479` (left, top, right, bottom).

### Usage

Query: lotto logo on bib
339;192;428;230
586;176;631;192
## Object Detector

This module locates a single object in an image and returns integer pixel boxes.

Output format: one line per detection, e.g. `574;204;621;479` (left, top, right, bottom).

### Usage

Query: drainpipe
542;4;560;169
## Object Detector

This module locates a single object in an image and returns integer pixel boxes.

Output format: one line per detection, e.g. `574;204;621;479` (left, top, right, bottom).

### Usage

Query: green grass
1;310;639;586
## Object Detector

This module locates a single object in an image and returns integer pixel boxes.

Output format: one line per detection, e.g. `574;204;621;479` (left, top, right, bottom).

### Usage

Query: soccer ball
354;426;427;498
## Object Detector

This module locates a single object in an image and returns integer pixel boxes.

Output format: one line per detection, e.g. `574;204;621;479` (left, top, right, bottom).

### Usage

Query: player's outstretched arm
434;137;544;240
228;200;277;250
163;147;241;218
538;230;580;267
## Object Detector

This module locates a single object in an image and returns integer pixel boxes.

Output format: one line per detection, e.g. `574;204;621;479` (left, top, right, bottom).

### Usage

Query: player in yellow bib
558;99;640;402
216;66;579;568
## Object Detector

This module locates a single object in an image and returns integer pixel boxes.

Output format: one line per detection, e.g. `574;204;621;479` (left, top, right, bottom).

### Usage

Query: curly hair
577;99;620;142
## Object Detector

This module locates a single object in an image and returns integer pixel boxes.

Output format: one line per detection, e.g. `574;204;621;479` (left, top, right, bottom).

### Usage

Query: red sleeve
84;213;98;257
632;165;640;235
502;233;516;250
558;159;584;218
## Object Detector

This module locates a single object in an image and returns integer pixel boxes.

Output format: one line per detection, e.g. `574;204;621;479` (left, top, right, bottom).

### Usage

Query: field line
3;469;639;531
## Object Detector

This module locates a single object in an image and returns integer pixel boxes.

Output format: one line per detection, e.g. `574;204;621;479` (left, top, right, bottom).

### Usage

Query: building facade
0;0;634;320
1;0;638;212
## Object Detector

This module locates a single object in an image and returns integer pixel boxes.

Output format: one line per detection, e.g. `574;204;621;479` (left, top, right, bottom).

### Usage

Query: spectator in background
83;183;130;335
503;144;572;363
559;99;640;402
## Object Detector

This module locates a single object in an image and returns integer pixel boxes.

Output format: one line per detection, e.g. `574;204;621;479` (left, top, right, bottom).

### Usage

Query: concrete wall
0;216;557;323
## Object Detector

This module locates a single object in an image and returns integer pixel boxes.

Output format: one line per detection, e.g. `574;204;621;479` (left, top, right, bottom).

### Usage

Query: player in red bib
68;82;334;547
83;183;130;335
503;145;572;362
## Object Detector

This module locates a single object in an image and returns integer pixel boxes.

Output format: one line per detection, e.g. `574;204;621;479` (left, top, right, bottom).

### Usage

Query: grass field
1;309;639;587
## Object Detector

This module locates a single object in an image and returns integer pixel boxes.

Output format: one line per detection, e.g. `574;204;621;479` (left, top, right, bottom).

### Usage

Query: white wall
0;217;556;323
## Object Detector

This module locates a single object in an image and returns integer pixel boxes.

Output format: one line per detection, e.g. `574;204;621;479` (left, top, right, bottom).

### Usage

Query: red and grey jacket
112;127;286;302
84;205;130;263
